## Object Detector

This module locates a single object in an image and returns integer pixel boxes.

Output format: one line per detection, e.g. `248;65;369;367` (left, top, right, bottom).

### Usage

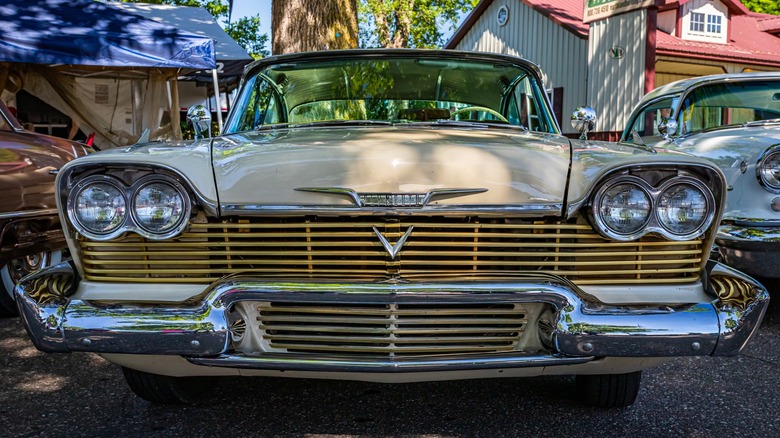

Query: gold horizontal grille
251;301;532;357
78;217;703;285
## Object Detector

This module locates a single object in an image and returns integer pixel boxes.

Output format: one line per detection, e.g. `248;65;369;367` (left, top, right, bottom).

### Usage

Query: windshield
676;80;780;135
626;79;780;143
224;55;558;134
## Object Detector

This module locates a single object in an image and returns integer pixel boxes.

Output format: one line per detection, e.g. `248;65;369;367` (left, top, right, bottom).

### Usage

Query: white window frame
690;12;705;32
707;14;722;34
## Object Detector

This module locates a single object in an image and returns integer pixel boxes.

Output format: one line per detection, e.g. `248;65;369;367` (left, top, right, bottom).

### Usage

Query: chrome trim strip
188;353;593;372
717;224;780;243
220;204;563;216
0;209;59;221
16;262;768;363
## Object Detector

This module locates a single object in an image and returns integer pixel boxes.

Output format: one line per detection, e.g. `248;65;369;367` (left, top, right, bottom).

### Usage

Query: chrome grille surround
78;216;704;285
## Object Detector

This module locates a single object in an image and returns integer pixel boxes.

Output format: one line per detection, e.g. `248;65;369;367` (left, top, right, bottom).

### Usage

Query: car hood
212;127;571;214
670;125;780;169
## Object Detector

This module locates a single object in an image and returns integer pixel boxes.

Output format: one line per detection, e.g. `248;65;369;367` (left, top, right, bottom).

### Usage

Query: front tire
576;371;642;408
122;367;211;404
0;250;62;316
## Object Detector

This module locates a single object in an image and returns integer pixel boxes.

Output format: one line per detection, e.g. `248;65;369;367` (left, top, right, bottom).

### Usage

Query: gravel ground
1;283;778;438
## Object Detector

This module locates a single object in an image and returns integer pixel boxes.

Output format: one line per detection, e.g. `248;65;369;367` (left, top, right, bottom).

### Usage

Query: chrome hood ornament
373;226;414;259
295;188;487;208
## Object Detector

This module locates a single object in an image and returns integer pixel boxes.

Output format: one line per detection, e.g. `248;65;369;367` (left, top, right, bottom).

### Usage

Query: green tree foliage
359;0;479;48
117;0;269;58
741;0;780;15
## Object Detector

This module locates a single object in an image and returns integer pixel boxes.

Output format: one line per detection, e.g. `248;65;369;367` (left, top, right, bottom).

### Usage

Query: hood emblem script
295;187;487;208
373;225;414;259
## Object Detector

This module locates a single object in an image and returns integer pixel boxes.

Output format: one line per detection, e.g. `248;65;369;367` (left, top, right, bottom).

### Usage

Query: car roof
638;71;780;105
242;49;545;83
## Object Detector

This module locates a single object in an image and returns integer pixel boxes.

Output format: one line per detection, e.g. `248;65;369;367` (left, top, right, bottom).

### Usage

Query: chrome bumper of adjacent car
716;223;780;278
16;261;768;373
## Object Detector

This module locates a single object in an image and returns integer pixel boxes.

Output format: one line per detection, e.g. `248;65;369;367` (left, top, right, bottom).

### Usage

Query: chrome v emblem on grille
373;225;414;259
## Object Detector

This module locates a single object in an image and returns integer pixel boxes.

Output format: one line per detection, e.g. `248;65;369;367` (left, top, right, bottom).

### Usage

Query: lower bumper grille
78;216;704;285
233;301;550;357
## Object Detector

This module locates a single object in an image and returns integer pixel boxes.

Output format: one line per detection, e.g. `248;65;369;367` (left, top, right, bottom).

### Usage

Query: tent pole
212;68;223;132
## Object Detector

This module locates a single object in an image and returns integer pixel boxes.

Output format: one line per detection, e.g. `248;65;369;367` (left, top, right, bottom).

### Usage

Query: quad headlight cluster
67;175;191;240
757;145;780;193
590;175;715;241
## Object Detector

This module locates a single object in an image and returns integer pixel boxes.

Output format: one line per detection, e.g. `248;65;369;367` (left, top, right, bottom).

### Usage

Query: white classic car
622;73;780;280
16;50;768;408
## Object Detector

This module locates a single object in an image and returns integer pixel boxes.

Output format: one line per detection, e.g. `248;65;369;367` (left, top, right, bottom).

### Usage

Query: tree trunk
272;0;359;55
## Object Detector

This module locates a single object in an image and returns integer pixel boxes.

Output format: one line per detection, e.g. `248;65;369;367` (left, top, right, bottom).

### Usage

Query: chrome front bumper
716;223;780;278
16;261;768;373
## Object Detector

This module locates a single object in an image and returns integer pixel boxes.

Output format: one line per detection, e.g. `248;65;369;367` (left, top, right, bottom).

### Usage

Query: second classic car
15;50;768;408
622;72;780;279
0;100;92;315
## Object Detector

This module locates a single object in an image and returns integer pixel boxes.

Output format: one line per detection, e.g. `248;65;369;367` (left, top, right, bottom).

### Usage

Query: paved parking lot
1;283;778;438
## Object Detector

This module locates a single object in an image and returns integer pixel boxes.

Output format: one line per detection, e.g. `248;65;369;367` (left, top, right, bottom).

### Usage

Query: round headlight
73;182;126;234
598;183;652;236
133;182;186;233
758;150;780;192
657;184;708;235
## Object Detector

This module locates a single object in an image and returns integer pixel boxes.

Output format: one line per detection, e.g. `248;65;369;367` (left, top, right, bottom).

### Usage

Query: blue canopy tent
0;0;217;147
0;0;215;69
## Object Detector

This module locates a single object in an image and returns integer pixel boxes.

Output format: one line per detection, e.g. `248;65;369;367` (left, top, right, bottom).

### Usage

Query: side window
230;76;284;132
628;97;674;142
511;76;551;132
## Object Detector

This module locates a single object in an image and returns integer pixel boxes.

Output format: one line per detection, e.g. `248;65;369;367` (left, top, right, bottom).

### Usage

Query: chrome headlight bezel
67;175;128;240
656;179;714;239
591;176;652;241
67;174;192;241
756;145;780;193
130;177;191;239
590;174;716;241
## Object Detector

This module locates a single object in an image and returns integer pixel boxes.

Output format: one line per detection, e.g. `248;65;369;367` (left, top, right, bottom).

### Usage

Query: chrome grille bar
251;302;529;356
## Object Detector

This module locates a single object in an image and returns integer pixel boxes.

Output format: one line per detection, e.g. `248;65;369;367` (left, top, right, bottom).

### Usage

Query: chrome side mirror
571;106;597;140
187;105;212;139
658;117;678;139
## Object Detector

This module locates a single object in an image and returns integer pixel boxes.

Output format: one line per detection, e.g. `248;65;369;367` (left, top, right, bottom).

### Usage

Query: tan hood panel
213;127;571;213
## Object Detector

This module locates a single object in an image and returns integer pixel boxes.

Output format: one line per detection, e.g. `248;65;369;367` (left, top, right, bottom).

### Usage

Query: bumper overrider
15;261;768;373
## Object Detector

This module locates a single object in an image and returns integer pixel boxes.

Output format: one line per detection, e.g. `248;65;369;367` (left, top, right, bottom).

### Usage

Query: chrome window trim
67;174;192;241
756;144;780;194
590;175;715;242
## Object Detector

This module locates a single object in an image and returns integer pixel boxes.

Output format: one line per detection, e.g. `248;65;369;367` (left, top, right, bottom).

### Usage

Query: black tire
0;265;18;316
576;371;642;408
122;367;211;404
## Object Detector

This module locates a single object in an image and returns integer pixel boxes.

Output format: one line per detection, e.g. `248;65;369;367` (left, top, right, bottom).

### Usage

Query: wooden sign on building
583;0;655;23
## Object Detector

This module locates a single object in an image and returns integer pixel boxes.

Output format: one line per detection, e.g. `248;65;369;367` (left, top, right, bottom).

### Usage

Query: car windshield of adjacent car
626;79;780;143
224;55;558;134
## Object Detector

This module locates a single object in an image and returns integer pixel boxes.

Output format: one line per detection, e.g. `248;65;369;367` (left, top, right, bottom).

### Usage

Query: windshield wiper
743;118;780;127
